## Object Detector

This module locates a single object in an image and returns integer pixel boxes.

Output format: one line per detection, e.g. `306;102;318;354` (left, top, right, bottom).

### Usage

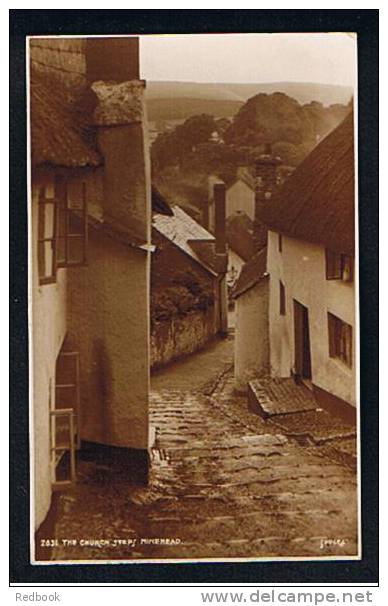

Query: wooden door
293;300;312;380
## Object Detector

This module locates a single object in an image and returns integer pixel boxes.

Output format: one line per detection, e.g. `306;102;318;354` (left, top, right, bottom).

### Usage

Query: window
328;312;352;367
278;233;282;252
279;280;286;315
56;177;88;268
326;249;354;281
38;189;57;285
37;178;88;286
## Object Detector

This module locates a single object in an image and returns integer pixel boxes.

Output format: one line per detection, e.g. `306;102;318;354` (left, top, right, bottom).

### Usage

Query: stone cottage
30;36;152;537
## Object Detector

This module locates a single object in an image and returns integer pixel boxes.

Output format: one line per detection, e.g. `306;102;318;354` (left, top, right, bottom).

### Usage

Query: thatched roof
233;247;268;299
262;113;355;254
30;69;101;168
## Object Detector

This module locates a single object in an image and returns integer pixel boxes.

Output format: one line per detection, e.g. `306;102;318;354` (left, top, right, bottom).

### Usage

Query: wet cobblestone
47;334;358;562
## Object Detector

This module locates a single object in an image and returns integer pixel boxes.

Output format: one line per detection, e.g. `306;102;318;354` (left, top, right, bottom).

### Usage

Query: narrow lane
51;331;358;561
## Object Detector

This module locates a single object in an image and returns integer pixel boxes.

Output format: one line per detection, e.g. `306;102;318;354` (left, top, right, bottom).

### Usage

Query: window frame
325;249;354;282
37;177;88;286
38;188;58;286
56;177;88;269
328;312;353;368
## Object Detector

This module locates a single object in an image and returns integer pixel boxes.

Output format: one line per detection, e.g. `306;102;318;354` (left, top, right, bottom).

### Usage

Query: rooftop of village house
229;166;256;191
152;205;218;276
232;246;268;299
30;68;102;168
30;64;145;169
262;112;355;255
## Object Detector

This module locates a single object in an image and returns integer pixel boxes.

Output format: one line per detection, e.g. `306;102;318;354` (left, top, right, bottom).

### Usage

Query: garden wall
151;306;216;369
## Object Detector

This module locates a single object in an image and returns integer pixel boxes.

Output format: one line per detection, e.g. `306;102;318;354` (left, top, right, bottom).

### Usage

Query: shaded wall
67;228;150;450
234;278;269;392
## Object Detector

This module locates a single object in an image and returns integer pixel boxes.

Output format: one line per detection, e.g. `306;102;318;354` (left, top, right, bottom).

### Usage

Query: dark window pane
326;249;342;280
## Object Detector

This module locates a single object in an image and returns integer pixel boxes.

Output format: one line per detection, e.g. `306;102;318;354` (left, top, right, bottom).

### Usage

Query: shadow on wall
92;338;114;444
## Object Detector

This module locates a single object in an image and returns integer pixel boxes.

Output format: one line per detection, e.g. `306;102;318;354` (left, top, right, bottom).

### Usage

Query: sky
140;33;356;87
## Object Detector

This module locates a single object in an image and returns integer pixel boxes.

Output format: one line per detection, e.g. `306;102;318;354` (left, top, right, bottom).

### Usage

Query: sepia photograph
27;29;360;565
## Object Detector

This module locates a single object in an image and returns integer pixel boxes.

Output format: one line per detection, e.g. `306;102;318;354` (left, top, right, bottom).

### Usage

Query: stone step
248;378;317;418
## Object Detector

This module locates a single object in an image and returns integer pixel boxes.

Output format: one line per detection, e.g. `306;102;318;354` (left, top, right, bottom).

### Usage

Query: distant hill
146;80;353;121
147;98;243;122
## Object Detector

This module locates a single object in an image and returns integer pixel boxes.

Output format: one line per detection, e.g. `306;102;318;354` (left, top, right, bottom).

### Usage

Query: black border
10;9;379;584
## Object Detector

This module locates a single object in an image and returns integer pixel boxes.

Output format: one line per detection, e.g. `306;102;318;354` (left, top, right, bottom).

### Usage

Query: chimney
205;175;220;231
254;143;281;193
86;37;150;241
86;37;139;82
253;144;282;252
214;182;227;256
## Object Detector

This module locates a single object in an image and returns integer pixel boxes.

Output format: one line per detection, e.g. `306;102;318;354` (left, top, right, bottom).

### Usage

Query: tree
224;92;316;147
152;114;217;171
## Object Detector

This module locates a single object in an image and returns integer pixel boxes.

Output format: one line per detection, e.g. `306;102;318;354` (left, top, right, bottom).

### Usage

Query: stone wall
151;307;216;369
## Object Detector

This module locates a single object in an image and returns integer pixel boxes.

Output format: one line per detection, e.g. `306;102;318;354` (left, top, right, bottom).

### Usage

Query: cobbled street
49;330;358;562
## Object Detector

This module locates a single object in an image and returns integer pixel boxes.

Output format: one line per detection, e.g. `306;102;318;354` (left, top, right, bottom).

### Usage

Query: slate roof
232;247;268;299
262;113;355;254
188;240;218;274
152;206;217;275
30;69;101;168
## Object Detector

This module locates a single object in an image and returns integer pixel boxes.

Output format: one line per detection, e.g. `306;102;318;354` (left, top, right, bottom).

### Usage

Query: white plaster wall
31;173;68;529
67;233;150;450
234;278;269;392
226;181;255;221
267;230;356;405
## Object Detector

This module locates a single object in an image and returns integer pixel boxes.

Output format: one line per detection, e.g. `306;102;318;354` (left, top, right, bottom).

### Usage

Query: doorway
293;300;312;382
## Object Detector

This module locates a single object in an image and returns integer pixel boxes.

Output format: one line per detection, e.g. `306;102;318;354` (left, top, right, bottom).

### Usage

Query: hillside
146;80;353;121
147;98;243;121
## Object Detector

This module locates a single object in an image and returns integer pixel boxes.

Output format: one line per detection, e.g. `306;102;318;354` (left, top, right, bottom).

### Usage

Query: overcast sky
140;33;356;87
